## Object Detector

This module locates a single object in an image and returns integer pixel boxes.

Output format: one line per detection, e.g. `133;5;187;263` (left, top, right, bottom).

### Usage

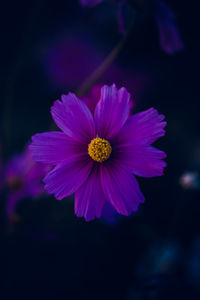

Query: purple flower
41;34;151;95
154;0;183;54
5;148;50;219
80;0;183;54
42;36;105;90
30;84;166;221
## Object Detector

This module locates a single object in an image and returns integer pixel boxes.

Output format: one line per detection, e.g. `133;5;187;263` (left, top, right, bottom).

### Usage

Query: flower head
30;84;166;221
5;147;49;218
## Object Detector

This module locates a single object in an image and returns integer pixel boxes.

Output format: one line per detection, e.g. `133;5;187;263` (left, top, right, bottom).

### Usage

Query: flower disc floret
88;138;112;162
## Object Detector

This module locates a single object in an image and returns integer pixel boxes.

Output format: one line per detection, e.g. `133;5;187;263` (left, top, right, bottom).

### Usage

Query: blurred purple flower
5;147;50;219
42;36;106;90
30;84;166;222
41;34;151;99
80;0;183;54
154;0;183;54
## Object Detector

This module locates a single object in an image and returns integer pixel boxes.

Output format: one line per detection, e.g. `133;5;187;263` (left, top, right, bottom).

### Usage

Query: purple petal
101;161;144;215
43;155;93;200
155;0;183;54
51;93;96;143
75;166;106;221
112;108;166;147
116;146;166;177
94;84;130;139
5;148;48;208
30;131;86;165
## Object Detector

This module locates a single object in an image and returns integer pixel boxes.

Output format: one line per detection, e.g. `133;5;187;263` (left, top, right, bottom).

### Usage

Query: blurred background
0;0;200;299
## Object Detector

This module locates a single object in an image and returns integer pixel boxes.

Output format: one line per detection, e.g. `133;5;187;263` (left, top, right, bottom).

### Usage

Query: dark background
0;0;200;299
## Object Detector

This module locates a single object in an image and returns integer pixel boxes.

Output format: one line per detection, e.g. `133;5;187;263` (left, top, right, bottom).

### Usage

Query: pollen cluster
88;138;112;163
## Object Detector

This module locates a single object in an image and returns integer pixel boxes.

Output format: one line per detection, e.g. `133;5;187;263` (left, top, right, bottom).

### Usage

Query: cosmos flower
30;84;166;221
5;148;50;219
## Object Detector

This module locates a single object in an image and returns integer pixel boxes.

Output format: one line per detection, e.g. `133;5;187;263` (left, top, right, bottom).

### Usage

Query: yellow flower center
88;138;112;163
